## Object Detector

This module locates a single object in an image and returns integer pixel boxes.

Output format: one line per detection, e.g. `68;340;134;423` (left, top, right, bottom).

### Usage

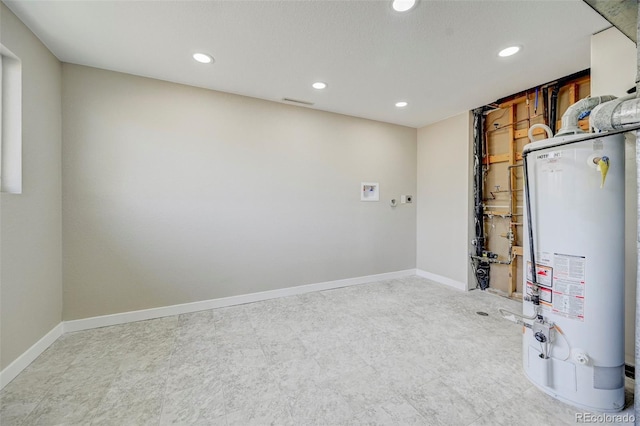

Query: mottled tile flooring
0;276;634;425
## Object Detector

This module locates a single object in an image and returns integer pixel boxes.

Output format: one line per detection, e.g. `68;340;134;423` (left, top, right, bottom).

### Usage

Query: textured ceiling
4;0;610;128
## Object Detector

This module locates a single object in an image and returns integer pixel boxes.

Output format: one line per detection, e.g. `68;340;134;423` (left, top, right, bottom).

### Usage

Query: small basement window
1;44;22;194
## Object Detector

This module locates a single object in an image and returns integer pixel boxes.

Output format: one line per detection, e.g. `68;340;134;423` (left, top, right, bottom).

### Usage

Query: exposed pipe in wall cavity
549;84;560;134
542;86;549;126
473;70;591;294
471;107;490;290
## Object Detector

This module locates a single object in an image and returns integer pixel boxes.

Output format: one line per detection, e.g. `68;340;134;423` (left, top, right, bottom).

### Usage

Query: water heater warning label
537;151;563;174
526;255;555;310
526;262;552;288
551;253;586;321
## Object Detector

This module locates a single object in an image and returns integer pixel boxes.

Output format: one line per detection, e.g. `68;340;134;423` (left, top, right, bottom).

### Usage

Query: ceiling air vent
282;98;314;106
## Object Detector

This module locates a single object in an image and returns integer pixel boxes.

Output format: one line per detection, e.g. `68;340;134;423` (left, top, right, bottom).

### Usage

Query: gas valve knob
534;332;547;343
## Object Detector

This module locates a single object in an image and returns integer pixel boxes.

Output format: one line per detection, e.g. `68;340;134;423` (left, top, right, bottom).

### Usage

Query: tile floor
0;276;634;425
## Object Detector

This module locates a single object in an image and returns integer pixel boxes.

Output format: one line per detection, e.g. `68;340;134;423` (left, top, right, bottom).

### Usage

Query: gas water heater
521;127;625;413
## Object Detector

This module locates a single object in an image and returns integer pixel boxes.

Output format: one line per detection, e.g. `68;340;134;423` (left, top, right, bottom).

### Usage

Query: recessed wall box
361;182;379;201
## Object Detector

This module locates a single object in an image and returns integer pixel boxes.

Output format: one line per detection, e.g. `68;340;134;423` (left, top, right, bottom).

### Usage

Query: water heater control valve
532;320;554;344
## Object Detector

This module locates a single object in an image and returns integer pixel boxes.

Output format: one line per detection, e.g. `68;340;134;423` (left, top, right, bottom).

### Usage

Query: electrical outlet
401;195;413;204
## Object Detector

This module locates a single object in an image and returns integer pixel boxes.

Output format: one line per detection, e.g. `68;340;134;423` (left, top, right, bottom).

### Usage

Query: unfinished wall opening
472;70;592;299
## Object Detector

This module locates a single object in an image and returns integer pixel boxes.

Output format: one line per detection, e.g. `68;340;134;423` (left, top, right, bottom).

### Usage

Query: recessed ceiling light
395;101;408;108
193;52;214;64
392;0;416;12
498;46;520;57
312;82;327;90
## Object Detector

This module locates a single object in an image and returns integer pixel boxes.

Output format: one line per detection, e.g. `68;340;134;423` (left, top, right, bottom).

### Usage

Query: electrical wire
498;307;536;321
550;324;572;361
487;107;508;122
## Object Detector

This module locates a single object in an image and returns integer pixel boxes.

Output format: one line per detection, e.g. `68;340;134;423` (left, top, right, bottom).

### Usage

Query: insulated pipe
473;108;485;258
528;123;553;143
591;95;639;131
556;95;617;136
472;107;491;290
524;125;640;154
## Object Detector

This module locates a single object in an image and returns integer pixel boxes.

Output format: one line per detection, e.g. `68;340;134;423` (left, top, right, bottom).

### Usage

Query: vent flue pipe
556;95;617;136
590;94;640;131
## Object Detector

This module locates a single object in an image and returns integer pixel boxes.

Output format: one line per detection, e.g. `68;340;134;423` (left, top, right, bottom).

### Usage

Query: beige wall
591;26;637;366
416;112;473;288
62;64;417;320
0;4;62;369
591;27;636;98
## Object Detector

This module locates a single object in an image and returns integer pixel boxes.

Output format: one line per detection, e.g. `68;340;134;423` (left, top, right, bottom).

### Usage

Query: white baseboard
415;269;468;291
0;323;64;389
64;269;416;333
1;269;415;390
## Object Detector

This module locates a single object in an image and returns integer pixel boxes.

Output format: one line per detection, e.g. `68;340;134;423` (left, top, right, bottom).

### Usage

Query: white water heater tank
522;132;625;412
